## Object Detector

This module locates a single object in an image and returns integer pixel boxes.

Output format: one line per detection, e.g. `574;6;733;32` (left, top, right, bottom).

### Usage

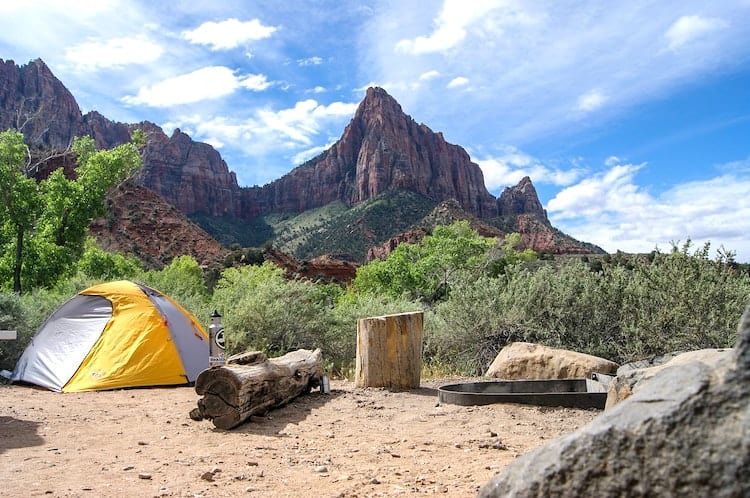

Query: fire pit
437;378;608;409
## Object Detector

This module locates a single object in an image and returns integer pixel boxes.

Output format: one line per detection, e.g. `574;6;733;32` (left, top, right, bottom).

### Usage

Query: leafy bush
353;221;496;302
428;243;750;374
0;291;27;371
77;237;142;280
210;262;340;360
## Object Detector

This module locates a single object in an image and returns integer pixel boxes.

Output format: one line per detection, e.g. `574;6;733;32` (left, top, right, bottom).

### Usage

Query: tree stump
355;311;424;389
190;348;323;429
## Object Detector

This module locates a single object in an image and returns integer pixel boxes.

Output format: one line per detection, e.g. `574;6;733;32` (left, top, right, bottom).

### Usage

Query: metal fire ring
437;379;607;409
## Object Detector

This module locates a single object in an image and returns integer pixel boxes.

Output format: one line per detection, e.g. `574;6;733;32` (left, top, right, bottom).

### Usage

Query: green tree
489;232;538;276
352;221;496;302
76;237;142;281
0;130;39;292
0;130;142;292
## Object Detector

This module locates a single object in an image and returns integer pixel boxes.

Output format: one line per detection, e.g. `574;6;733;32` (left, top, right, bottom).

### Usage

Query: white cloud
547;160;750;260
122;66;270;107
395;0;501;54
298;56;323;66
365;2;750;149
163;99;358;171
476;146;583;192
240;74;272;91
576;89;608;112
182;18;277;50
64;36;163;70
419;70;440;81
447;76;469;88
547;162;650;218
665;15;727;50
604;156;622;167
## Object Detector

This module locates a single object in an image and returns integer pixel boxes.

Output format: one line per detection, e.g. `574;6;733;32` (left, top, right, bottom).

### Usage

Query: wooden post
355;311;423;389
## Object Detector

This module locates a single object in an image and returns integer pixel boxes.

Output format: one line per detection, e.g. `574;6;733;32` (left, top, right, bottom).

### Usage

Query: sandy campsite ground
1;379;598;498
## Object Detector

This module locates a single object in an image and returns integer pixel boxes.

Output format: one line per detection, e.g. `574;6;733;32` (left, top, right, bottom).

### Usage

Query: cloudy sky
1;1;749;260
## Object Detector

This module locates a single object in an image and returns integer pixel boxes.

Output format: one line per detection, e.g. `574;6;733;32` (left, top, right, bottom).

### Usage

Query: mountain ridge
0;57;603;264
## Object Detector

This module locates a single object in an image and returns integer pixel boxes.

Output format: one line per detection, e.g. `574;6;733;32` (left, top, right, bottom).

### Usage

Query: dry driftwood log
190;348;323;429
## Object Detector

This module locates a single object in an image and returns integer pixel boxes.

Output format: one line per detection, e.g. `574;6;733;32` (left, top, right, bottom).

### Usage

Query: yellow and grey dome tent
11;281;209;392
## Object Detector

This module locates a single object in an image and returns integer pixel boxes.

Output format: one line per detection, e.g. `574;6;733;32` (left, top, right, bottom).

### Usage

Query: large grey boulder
485;342;618;379
605;348;733;408
479;306;750;498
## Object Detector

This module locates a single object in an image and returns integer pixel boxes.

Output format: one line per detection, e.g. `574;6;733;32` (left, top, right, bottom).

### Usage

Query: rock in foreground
479;307;750;497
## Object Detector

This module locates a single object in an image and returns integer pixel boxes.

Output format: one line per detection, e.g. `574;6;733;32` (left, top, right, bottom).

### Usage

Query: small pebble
138;473;152;480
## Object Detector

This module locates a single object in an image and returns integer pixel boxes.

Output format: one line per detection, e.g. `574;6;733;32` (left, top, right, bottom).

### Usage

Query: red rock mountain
0;58;546;221
0;58;85;149
0;57;602;262
242;87;498;218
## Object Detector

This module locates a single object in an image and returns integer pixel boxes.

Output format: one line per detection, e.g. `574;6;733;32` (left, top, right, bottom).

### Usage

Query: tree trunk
355;311;423;389
190;348;324;430
13;226;23;293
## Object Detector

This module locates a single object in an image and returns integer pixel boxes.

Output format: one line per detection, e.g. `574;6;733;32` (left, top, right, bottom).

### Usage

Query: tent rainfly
11;280;209;392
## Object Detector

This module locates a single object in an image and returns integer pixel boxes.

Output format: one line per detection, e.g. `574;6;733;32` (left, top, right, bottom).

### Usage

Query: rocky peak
497;176;548;222
82;111;132;150
245;87;499;218
349;87;498;217
0;58;84;149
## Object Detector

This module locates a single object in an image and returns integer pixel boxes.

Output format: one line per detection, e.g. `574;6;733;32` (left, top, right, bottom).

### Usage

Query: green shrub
77;238;142;280
352;221;496;302
210;262;340;360
0;291;27;371
428;245;750;374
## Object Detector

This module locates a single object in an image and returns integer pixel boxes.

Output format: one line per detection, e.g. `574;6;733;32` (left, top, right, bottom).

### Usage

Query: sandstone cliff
0;58;84;149
0;58;541;224
138;127;242;217
245;87;498;218
0;58;243;218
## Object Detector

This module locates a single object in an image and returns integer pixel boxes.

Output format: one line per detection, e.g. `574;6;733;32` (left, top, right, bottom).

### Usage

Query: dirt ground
0;378;599;498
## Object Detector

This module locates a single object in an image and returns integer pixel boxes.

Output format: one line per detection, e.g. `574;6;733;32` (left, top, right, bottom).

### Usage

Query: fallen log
190;348;324;429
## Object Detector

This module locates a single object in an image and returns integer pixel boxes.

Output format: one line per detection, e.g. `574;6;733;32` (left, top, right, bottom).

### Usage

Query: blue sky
1;1;749;260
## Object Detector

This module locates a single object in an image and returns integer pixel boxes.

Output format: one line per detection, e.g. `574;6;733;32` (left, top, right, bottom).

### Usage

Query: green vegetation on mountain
284;190;437;261
188;212;274;248
191;190;437;261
